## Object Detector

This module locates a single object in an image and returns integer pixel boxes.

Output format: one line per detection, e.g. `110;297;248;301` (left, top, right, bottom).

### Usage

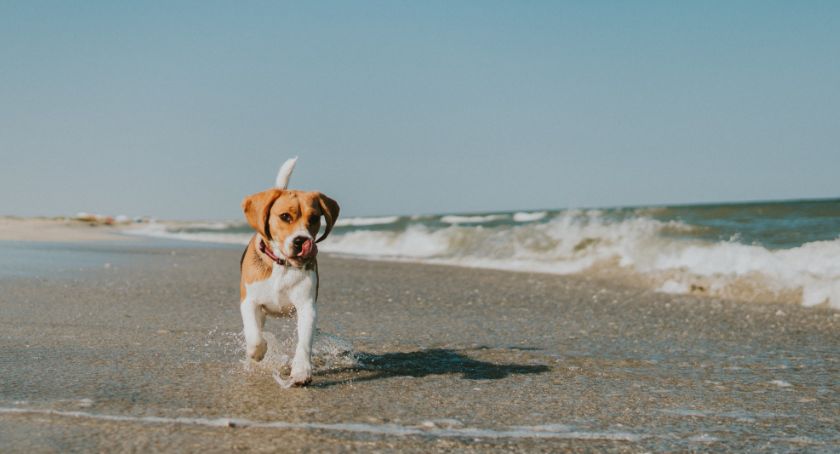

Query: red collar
259;239;287;266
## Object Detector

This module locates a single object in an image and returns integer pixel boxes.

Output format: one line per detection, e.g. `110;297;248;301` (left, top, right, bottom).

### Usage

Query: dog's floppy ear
242;189;283;239
316;193;340;243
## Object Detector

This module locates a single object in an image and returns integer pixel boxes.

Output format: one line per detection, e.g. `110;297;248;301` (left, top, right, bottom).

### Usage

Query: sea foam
513;211;548;222
322;212;840;308
124;222;251;245
335;216;401;227
125;207;840;308
440;214;508;224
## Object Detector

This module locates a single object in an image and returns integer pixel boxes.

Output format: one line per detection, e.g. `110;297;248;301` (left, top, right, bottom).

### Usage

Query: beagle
239;157;340;387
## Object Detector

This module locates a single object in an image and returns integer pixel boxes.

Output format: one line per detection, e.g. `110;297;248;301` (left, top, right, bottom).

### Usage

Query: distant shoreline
0;217;134;242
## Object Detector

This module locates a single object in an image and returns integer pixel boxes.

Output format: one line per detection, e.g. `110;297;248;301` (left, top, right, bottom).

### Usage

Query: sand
0;237;838;451
0;217;132;242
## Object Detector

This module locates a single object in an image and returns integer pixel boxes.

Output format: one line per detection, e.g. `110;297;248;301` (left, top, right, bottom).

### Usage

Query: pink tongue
299;239;314;258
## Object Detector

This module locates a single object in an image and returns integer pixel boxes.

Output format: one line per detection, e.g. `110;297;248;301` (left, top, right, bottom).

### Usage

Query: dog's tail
275;157;298;189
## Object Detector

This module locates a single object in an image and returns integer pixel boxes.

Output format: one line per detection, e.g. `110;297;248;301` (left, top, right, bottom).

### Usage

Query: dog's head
241;159;340;266
242;189;340;265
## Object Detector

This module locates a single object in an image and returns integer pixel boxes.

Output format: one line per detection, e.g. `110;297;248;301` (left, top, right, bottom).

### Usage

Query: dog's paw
273;371;311;388
288;361;312;387
290;375;312;387
247;339;268;362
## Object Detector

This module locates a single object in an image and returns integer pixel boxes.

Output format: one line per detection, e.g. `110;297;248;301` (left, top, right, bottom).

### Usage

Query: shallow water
1;244;837;451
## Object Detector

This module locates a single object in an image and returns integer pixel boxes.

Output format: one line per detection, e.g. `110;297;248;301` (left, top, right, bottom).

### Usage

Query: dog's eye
279;213;292;223
309;215;320;224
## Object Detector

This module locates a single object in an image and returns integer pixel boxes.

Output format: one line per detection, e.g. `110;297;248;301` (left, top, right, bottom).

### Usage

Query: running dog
238;157;339;386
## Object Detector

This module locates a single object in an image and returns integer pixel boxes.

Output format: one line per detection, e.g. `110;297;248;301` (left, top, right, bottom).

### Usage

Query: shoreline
1;217;834;309
0;217;134;242
1;239;838;450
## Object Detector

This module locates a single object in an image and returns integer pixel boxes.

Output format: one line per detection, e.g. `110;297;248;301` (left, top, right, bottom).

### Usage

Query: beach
1;228;838;451
0;217;131;243
4;0;839;450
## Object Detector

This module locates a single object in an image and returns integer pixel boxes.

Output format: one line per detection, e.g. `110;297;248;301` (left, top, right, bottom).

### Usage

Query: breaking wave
125;222;251;245
440;214;508;224
125;202;840;308
335;216;400;227
513;211;548;222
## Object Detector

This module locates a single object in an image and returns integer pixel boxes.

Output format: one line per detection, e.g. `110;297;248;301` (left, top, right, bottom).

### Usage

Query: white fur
275;157;298;189
269;239;285;260
241;262;318;386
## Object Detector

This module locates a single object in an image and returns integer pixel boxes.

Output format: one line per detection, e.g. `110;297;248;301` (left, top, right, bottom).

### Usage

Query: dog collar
258;239;287;266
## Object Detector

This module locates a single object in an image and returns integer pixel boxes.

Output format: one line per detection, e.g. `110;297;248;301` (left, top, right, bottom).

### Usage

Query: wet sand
1;240;838;452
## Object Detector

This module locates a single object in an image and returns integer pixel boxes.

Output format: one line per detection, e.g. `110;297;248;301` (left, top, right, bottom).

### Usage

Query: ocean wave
322;213;840;308
125;210;840;308
440;214;508;224
123;223;251;245
322;212;669;274
642;239;840;307
322;227;449;258
335;216;401;227
513;211;547;222
180;222;235;231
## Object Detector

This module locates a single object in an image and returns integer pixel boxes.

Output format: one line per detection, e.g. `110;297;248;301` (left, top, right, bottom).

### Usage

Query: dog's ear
316;193;340;243
242;189;283;239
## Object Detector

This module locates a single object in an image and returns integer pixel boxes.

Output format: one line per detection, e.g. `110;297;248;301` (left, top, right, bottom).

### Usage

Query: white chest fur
244;264;317;313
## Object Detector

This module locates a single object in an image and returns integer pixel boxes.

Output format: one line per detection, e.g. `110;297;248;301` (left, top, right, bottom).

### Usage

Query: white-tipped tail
275;157;298;189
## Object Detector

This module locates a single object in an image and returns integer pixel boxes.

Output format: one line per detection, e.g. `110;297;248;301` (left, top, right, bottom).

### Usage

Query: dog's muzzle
293;236;317;259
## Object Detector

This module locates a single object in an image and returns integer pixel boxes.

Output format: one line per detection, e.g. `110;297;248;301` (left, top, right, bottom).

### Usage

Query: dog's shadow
312;348;549;388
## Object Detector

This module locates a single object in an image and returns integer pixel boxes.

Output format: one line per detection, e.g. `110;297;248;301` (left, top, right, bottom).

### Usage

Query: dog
239;157;339;386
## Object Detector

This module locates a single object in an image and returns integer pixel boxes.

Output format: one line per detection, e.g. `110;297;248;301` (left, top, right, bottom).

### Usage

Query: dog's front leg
289;272;318;386
240;297;267;361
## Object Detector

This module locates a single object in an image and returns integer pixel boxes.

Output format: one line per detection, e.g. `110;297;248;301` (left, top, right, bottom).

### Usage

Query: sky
1;1;838;220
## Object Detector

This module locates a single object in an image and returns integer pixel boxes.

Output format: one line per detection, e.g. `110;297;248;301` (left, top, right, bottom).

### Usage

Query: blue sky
1;1;838;219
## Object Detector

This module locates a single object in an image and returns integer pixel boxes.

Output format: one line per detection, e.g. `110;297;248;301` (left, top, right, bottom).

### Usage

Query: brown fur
238;189;340;306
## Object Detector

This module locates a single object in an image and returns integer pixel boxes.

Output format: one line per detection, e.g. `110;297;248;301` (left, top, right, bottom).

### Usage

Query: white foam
323;214;840;308
125;212;840;308
185;222;235;230
322;226;450;258
0;407;644;441
644;239;840;307
123;223;251;245
440;214;507;224
335;216;400;227
513;211;547;222
325;212;673;276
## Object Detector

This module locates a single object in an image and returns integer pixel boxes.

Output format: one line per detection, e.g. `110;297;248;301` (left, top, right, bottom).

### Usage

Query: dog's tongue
299;238;316;258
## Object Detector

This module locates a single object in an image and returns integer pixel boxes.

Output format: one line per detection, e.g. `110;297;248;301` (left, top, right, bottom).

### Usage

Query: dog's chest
245;265;316;309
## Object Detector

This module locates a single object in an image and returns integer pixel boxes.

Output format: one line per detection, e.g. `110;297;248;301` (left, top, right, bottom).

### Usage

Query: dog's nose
292;235;316;258
292;236;308;249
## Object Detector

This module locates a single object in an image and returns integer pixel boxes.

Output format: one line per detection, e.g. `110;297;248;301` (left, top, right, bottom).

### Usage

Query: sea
126;198;840;309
